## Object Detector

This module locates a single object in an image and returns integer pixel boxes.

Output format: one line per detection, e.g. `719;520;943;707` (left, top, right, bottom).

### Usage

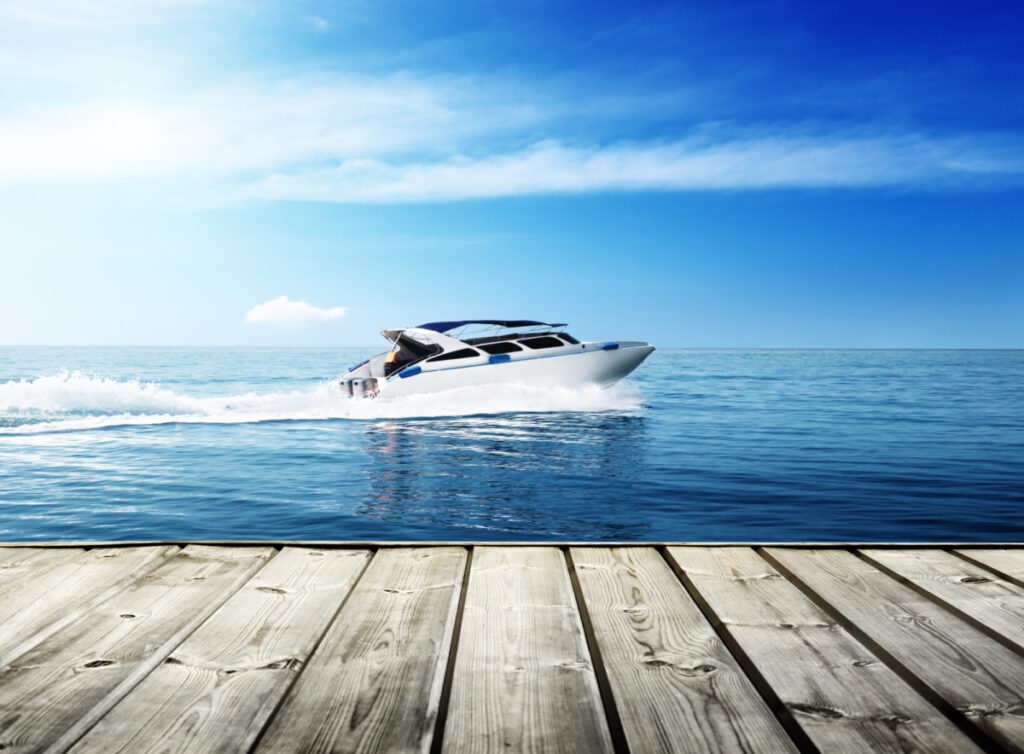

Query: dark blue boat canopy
416;320;567;333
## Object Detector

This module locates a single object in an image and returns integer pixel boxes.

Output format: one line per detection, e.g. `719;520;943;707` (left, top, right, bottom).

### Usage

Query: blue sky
1;0;1022;346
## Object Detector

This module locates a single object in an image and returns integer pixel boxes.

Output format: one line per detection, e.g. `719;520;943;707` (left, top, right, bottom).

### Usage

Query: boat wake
0;371;644;435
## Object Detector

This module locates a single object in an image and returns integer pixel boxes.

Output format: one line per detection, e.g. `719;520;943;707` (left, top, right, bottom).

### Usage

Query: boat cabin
378;320;578;377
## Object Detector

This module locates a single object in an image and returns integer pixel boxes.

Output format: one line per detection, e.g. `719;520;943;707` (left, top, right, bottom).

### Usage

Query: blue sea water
0;347;1021;543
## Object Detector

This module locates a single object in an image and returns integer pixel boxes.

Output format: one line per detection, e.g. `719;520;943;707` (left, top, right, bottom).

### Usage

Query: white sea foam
0;371;643;435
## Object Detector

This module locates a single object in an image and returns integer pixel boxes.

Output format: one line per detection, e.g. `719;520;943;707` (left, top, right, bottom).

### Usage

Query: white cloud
0;74;537;183
0;0;1021;204
0;64;1021;200
241;135;1024;202
244;296;347;325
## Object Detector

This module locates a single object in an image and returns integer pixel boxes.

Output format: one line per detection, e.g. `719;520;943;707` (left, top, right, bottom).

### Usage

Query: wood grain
0;547;84;594
0;544;274;754
255;547;466;754
442;546;612;754
573;547;796;753
0;545;178;666
69;547;370;754
669;546;980;753
0;543;1022;753
766;547;1024;751
955;548;1024;585
862;548;1024;649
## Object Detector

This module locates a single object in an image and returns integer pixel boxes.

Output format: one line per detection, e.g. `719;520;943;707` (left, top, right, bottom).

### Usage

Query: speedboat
338;320;654;399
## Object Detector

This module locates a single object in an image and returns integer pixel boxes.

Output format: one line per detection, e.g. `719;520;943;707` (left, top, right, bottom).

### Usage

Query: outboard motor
340;377;379;398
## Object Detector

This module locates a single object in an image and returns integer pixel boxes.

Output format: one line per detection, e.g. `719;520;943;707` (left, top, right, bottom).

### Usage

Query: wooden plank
669;546;980;753
0;547;85;593
765;547;1024;751
862;548;1024;649
955;548;1024;586
572;547;796;753
255;546;466;754
442;546;612;754
0;547;67;565
0;544;274;754
0;545;178;666
69;547;370;754
6;540;1024;548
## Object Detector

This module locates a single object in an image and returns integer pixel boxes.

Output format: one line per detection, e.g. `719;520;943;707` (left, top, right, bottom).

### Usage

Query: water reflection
356;411;650;539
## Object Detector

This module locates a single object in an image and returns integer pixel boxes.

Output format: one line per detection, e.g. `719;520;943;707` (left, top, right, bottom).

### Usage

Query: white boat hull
377;343;654;398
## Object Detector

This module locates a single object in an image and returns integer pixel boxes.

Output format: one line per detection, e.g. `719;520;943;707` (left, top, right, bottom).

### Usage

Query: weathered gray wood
0;545;178;666
69;547;370;754
670;546;980;753
955;548;1024;586
0;547;67;565
6;541;1024;549
256;546;467;754
0;545;274;754
766;547;1024;751
862;548;1024;649
0;547;85;593
443;546;612;754
572;547;796;753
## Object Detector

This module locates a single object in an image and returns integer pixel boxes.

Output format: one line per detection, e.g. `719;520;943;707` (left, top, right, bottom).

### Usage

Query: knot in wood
791;703;844;720
642;658;673;668
881;714;913;726
556;660;590;671
961;702;1024;718
960;576;990;584
684;664;717;676
260;657;304;671
256;586;287;594
83;660;114;669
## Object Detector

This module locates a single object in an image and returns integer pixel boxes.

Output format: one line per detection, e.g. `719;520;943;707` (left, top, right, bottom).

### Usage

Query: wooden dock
2;543;1024;753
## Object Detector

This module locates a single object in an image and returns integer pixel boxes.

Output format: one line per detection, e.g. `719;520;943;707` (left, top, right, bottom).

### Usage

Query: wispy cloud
242;134;1024;202
2;71;1022;199
1;0;1022;204
0;74;539;182
244;296;347;325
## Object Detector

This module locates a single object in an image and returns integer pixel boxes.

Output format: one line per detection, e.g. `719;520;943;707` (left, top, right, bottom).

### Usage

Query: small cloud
306;15;329;31
244;295;347;325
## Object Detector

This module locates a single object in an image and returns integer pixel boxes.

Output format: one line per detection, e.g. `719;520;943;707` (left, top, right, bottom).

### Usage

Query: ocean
1;347;1021;543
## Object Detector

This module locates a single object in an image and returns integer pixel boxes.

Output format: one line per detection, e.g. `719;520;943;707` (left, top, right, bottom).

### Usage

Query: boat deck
2;542;1024;753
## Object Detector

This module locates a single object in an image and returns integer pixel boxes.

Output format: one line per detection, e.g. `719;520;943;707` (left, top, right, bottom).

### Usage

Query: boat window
384;335;441;376
427;348;480;362
480;341;522;355
519;336;564;350
557;333;580;344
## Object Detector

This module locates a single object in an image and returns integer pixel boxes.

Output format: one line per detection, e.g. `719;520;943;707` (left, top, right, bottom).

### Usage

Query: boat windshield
383;334;440;377
443;322;573;346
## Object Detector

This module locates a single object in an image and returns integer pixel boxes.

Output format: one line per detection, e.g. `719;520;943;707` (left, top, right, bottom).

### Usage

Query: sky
1;0;1022;347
